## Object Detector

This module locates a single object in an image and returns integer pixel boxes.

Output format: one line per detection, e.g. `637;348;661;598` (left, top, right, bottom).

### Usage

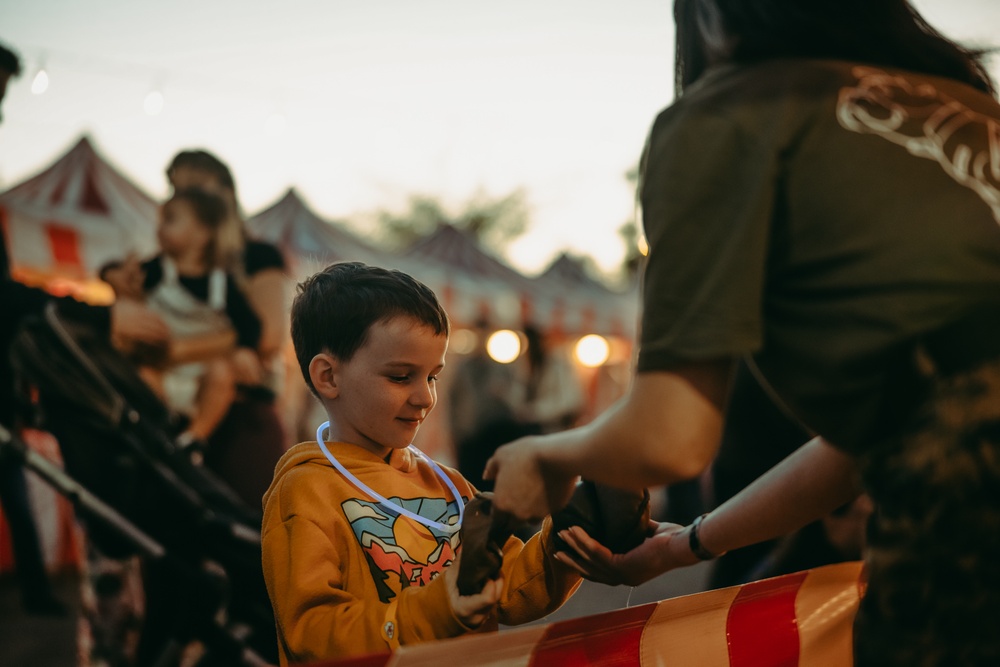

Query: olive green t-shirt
637;59;1000;453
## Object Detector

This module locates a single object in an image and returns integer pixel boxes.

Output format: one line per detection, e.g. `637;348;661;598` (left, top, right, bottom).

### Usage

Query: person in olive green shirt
483;2;1000;665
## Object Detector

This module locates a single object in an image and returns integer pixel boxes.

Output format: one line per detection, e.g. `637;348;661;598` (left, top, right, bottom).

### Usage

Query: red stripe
81;162;110;214
726;571;808;667
45;224;83;269
529;602;656;666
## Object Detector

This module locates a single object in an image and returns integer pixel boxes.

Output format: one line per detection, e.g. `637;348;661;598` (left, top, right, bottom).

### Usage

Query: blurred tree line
373;167;644;284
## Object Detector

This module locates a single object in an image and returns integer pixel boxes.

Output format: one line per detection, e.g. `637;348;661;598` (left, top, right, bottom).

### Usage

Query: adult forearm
540;363;730;489
169;330;237;364
695;437;862;557
246;270;287;360
539;394;719;490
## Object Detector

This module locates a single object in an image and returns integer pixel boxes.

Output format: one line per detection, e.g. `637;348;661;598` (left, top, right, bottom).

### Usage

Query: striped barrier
309;561;864;667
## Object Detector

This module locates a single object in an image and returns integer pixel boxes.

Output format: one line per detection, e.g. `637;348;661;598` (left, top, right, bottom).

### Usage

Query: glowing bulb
265;112;286;136
575;334;610;368
486;330;521;364
31;69;49;95
144;90;164;116
637;234;649;257
450;329;477;355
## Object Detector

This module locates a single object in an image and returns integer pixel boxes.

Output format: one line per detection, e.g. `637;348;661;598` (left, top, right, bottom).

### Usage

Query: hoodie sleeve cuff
393;568;477;646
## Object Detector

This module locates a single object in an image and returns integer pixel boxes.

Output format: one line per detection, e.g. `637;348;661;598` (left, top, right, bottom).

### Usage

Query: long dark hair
673;0;995;96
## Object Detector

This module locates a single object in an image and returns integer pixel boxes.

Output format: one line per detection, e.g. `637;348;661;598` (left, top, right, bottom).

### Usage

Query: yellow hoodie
261;440;580;665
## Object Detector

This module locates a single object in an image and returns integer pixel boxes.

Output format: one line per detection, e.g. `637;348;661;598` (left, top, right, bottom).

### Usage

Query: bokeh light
450;328;477;355
486;329;521;364
31;69;49;95
575;334;610;368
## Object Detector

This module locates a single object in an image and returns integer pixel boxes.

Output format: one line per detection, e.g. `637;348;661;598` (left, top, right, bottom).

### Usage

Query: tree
375;188;531;251
617;165;645;283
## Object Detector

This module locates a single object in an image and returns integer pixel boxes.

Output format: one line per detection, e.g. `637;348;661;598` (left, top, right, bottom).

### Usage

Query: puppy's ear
309;353;340;400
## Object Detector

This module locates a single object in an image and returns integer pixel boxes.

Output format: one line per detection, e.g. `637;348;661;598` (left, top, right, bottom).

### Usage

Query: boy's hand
445;554;503;628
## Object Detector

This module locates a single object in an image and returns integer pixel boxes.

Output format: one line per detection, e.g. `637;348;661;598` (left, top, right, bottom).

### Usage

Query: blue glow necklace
315;421;464;534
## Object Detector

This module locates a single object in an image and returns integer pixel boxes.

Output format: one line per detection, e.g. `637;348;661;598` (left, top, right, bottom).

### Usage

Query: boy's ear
308;353;340;399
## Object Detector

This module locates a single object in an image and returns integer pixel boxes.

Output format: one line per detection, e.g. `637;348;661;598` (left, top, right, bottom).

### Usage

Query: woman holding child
107;150;289;507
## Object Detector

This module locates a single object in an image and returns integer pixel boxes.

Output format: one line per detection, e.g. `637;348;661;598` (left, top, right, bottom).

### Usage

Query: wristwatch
688;513;722;561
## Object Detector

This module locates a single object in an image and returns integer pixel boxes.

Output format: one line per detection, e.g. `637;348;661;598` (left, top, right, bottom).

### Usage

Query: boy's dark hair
0;42;22;77
673;0;996;96
291;262;450;393
168;187;228;230
166;149;236;193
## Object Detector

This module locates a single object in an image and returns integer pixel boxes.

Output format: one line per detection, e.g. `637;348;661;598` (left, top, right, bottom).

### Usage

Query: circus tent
533;252;639;338
0;136;638;341
398;225;638;337
245;188;390;279
400;223;541;329
0;135;158;293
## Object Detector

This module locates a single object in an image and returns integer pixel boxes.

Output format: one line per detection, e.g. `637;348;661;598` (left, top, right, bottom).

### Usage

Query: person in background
165;150;289;507
448;318;534;491
0;40;169;616
138;188;262;449
484;2;1000;664
518;324;584;435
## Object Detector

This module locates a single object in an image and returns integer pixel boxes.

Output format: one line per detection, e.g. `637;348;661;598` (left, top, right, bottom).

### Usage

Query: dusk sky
1;0;997;275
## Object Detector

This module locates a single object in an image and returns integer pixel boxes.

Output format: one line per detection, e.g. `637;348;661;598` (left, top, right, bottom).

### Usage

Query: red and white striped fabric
309;561;864;667
0;429;86;575
0;135;158;280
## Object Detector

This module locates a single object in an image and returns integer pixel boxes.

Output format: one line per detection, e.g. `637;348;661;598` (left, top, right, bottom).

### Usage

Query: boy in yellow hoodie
262;262;581;664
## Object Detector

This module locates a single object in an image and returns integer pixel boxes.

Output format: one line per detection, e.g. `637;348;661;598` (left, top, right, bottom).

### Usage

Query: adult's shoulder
243;239;286;276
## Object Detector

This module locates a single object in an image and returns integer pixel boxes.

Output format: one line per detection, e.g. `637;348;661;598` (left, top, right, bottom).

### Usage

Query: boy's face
325;315;448;458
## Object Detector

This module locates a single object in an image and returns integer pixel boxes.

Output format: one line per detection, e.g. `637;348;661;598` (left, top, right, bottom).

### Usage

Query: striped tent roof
246;188;388;278
0;135;158;278
401;224;540;329
536;253;617;295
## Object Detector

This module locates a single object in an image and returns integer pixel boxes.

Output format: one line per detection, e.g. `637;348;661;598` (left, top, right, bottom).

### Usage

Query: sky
1;0;998;277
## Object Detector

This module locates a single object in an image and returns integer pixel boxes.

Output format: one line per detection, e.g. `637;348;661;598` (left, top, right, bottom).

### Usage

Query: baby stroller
10;303;277;665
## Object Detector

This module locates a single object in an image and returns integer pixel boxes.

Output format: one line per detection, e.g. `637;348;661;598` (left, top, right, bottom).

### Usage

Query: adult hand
231;346;263;385
482;436;578;521
445;554;503;628
553;521;699;586
110;299;169;346
102;254;146;300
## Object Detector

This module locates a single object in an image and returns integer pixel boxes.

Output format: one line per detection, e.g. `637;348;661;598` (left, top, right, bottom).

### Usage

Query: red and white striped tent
400;224;540;330
309;561;864;667
400;225;639;338
533;253;639;339
0;135;158;285
246;188;390;280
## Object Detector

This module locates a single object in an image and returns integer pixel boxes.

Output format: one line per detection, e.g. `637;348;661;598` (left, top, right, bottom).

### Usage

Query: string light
31;68;49;95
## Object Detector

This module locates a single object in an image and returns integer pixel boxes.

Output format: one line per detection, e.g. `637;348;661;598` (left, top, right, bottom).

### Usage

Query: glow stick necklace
316;421;464;534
